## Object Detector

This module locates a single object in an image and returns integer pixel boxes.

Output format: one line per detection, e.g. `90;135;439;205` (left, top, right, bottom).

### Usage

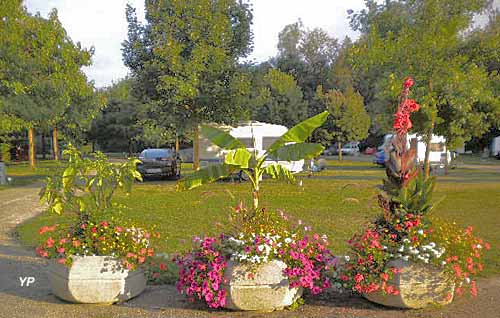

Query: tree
0;2;94;166
349;0;498;176
123;0;253;169
253;69;308;127
273;21;339;143
316;86;371;160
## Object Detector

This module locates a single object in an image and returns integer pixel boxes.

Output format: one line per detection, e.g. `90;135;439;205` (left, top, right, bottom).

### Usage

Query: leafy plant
39;144;142;216
177;111;329;210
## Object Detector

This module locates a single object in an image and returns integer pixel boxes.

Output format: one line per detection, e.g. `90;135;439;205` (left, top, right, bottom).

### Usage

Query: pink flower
404;77;414;88
57;247;65;253
354;273;364;283
57;258;66;264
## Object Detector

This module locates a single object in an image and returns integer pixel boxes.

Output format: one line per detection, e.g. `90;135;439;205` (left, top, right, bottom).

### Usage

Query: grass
15;159;500;277
0;160;62;190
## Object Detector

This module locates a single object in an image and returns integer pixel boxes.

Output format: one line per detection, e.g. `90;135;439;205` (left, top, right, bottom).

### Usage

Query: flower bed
35;146;160;303
175;207;335;310
333;78;490;308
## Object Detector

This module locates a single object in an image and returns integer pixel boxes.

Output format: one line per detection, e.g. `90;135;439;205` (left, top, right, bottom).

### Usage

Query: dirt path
0;184;499;318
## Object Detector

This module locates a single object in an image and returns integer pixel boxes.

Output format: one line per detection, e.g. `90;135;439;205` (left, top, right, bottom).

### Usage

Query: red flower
354;273;364;283
404;77;414;88
100;221;109;227
57;247;65;253
91;227;97;233
159;263;166;271
380;273;389;281
46;237;55;248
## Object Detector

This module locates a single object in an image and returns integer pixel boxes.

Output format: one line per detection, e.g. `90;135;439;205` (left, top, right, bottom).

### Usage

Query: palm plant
177;111;329;210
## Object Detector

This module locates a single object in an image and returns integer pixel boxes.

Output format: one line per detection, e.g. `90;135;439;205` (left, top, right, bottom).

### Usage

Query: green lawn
15;159;500;277
0;160;62;190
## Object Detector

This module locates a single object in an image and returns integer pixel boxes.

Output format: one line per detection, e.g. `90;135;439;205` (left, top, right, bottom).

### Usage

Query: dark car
373;150;386;166
137;149;181;179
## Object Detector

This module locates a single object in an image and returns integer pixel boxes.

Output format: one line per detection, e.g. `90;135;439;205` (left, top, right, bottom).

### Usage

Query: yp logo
19;277;35;287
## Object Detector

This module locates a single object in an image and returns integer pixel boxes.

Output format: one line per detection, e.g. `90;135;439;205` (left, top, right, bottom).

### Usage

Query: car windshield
142;149;173;159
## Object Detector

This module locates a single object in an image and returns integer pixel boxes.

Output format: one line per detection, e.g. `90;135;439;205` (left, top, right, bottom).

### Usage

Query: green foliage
393;174;436;216
0;1;96;140
315;86;371;146
39;145;142;216
177;111;328;209
349;0;498;148
253;69;308;127
123;0;254;138
0;143;10;162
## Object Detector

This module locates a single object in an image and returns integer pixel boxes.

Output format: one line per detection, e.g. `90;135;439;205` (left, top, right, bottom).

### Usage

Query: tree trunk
41;133;46;159
338;142;342;161
28;127;36;168
175;135;180;153
193;124;200;170
53;127;60;161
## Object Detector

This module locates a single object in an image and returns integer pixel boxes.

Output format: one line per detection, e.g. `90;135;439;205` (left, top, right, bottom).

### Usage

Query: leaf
263;164;296;184
270;143;324;161
224;148;252;168
177;164;235;191
267;111;329;153
201;125;247;150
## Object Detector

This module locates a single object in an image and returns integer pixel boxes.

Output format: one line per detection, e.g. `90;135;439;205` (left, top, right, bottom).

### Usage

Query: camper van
491;136;500;157
199;122;304;173
378;133;451;166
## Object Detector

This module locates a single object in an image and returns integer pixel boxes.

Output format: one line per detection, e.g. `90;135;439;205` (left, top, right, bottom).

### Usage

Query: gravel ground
0;184;498;318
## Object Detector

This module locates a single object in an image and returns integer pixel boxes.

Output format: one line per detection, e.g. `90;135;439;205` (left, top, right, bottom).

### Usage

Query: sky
23;0;498;88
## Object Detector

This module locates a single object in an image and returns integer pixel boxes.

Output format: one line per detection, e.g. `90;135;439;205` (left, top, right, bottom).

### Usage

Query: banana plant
177;111;329;210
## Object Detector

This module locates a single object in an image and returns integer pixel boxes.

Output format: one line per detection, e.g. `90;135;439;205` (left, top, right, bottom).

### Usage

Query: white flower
441;261;447;266
476;244;482;249
429;242;436;248
402;256;409;261
417;229;424;235
465;277;471;284
284;238;292;244
344;255;350;261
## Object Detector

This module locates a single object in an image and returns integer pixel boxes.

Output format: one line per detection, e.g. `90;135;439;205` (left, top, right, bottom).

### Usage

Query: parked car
341;142;360;155
364;147;376;155
137;148;181;179
373;150;386;166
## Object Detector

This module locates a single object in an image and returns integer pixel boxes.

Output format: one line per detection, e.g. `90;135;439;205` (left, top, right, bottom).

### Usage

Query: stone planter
47;255;147;304
364;259;454;309
222;259;302;311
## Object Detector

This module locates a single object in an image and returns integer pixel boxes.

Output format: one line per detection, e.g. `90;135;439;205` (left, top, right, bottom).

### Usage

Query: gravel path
0;184;498;318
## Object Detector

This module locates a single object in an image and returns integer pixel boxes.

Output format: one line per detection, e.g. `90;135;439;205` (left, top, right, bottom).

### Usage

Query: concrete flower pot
223;260;302;311
47;255;147;304
364;259;454;309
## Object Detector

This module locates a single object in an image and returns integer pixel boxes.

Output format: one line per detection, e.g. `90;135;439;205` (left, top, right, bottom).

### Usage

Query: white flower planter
223;259;302;311
47;256;147;304
364;259;454;309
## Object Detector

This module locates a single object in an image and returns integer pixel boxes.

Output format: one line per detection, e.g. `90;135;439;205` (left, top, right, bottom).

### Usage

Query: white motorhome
381;133;451;166
199;122;304;173
491;136;500;157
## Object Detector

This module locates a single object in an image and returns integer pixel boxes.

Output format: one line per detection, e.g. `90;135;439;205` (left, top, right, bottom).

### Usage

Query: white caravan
491;136;500;156
199;122;304;173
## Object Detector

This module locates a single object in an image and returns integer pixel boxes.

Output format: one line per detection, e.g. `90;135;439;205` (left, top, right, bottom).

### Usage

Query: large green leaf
270;143;324;161
201;125;246;150
176;164;234;191
263;164;296;184
267;111;329;154
224;148;252;168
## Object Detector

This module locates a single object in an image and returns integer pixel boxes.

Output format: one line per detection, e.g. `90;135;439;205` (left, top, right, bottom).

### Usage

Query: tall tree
0;2;94;166
350;0;498;176
123;0;253;169
253;69;308;127
316;86;371;160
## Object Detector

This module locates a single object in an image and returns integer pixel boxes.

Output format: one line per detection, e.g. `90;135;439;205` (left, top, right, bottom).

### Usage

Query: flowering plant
334;78;490;299
36;214;160;270
174;205;335;309
36;146;161;271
